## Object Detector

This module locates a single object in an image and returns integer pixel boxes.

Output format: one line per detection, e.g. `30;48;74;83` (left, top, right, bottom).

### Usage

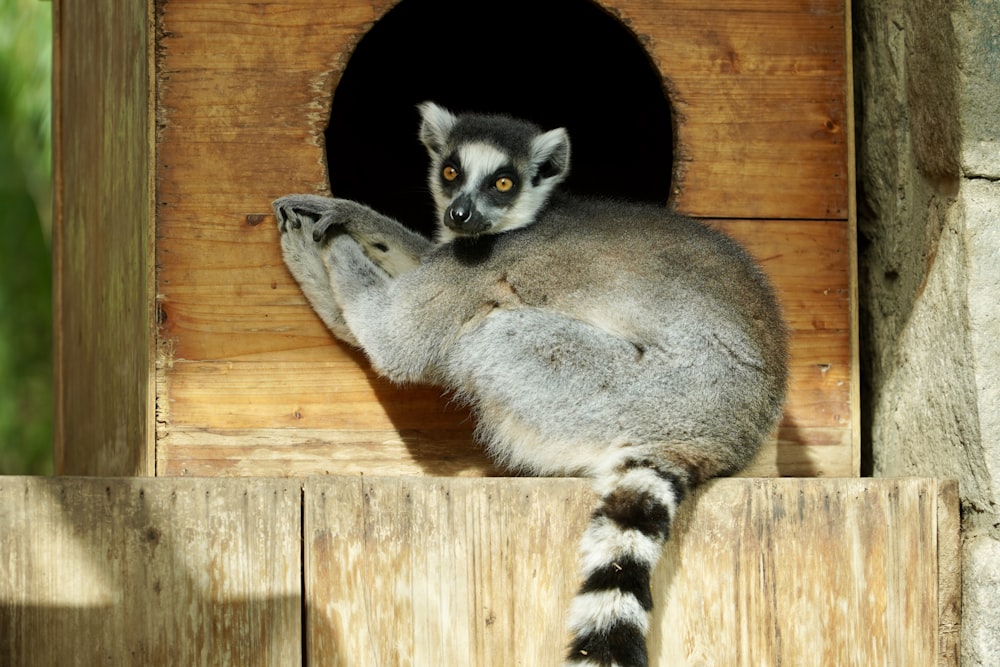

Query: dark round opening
325;0;673;239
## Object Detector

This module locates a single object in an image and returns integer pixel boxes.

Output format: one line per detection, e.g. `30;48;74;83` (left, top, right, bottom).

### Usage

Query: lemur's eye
495;177;515;192
443;165;459;182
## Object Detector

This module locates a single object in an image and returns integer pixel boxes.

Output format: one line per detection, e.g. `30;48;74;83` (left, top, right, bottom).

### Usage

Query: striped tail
564;456;688;667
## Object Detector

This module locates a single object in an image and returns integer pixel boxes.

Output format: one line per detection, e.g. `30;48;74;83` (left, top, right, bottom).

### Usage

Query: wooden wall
147;0;856;479
1;477;960;665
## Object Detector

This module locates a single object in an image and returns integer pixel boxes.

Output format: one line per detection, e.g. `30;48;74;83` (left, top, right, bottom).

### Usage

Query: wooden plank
53;0;155;475
304;477;583;665
649;479;948;665
305;477;958;667
155;329;853;477
158;347;851;433
0;477;302;666
157;426;497;478
622;1;849;219
154;0;847;220
157;426;853;478
936;480;962;665
155;329;855;478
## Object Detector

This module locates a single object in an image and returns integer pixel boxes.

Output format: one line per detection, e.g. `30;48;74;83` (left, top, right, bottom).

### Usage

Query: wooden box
54;0;856;477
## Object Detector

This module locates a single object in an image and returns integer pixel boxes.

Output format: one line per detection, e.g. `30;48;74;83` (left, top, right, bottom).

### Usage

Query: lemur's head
418;102;571;242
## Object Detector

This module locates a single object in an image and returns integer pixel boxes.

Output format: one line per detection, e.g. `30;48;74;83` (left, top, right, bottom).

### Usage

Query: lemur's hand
273;194;369;241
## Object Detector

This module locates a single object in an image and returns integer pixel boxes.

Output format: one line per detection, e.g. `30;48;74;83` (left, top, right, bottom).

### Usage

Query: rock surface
854;1;1000;663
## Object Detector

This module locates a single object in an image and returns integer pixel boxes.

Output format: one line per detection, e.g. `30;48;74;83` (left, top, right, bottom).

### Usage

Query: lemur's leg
321;234;439;384
274;195;433;347
275;200;358;345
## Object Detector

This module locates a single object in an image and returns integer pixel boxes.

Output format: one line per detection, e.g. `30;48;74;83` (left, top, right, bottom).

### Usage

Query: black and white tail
564;456;689;667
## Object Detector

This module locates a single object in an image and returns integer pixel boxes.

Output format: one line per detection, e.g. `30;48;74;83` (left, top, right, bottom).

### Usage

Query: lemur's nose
448;195;473;223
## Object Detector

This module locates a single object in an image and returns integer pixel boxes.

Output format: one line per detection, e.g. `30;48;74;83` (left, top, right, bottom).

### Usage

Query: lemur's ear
418;102;458;157
530;128;571;185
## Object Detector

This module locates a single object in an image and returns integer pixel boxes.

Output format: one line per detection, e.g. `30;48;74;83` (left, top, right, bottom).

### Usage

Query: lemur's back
430;194;780;332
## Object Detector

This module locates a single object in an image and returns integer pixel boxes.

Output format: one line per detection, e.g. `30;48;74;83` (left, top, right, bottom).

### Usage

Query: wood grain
0;477;302;666
936;480;962;666
1;477;956;665
305;477;959;667
649;478;949;665
305;477;581;665
53;0;155;475
618;1;849;219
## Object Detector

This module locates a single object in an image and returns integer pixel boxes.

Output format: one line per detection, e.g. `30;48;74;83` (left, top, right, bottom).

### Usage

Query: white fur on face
496;178;558;234
457;142;510;190
431;136;569;239
432;142;511;241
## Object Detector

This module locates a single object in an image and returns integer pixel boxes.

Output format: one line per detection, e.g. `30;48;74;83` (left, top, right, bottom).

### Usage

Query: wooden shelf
1;477;959;666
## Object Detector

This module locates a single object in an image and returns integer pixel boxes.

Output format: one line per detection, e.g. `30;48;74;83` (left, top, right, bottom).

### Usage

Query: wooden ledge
0;477;959;666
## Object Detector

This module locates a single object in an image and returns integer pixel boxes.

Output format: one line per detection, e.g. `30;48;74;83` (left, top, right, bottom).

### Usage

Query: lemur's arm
273;195;432;347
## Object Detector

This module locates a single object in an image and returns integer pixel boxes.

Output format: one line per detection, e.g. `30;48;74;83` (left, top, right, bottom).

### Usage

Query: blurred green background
0;0;53;474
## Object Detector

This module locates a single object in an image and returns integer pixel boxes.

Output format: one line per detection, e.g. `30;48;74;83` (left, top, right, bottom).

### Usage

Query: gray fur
273;103;788;667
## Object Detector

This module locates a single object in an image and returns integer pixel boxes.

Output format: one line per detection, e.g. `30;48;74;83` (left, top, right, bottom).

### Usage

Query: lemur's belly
443;302;762;475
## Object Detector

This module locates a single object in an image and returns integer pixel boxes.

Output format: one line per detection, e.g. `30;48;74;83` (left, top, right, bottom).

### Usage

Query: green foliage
0;0;53;474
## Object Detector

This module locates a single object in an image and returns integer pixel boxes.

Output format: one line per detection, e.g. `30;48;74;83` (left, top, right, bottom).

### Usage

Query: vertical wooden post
52;0;156;475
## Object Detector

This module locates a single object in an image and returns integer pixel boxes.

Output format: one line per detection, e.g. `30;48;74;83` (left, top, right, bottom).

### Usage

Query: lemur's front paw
273;194;336;235
273;195;372;242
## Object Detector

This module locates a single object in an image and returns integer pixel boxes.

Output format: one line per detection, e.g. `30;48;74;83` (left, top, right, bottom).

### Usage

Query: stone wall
853;0;999;663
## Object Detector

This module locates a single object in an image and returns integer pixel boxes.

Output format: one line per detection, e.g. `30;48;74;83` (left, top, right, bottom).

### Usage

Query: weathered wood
648;479;953;665
305;477;959;667
305;477;587;665
622;0;850;219
53;0;155;475
0;477;302;666
936;480;962;665
0;477;958;665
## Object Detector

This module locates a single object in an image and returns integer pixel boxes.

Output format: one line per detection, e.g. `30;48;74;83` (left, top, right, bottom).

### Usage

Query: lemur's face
418;102;571;242
430;142;537;239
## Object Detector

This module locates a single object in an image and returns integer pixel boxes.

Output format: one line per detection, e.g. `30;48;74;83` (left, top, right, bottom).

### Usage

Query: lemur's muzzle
445;194;490;235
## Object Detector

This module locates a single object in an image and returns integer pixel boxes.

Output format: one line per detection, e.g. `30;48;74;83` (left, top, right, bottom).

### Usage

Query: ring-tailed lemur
273;102;788;666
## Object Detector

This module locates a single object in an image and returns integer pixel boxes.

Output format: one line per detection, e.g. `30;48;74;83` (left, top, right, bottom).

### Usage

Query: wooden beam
53;0;156;475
